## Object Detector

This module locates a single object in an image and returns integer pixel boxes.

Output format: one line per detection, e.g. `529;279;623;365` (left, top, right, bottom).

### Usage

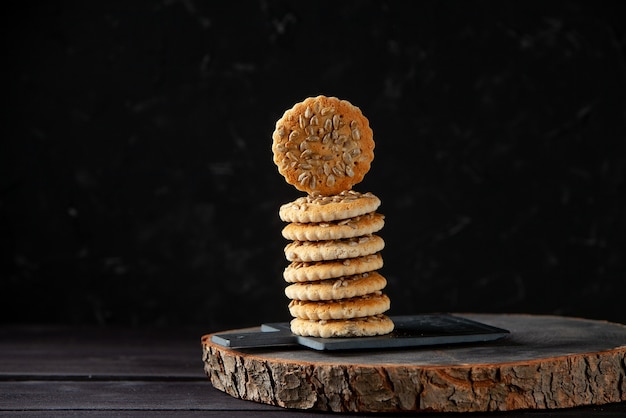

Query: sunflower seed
300;163;312;170
342;152;353;164
304;106;313;119
299;114;307;129
300;149;313;159
352;128;361;140
286;151;297;161
298;172;310;185
275;144;286;152
289;131;299;141
309;115;319;126
324;118;333;132
323;163;332;175
309;175;317;190
332;114;341;130
322;133;331;144
332;166;344;177
350;120;358;129
277;126;286;137
336;134;348;145
299;141;309;151
326;174;336;187
307;135;320;142
349;148;361;157
321;107;333;116
322;154;333;161
345;165;355;177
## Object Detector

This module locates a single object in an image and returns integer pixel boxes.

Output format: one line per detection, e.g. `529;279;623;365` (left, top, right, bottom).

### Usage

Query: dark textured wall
2;1;625;330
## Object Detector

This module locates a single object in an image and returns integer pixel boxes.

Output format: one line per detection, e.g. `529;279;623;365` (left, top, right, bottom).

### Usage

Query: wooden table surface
1;323;624;417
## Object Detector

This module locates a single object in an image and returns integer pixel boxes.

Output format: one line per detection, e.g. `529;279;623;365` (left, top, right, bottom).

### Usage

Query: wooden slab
201;313;626;413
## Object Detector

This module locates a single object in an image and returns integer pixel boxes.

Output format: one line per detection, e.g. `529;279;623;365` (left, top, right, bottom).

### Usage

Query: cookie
288;292;390;320
272;95;375;196
283;254;384;283
290;314;395;338
284;235;385;262
285;271;387;301
279;190;380;223
282;212;385;242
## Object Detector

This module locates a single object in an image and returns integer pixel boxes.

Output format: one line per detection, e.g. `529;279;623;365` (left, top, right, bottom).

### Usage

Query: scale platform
211;313;510;351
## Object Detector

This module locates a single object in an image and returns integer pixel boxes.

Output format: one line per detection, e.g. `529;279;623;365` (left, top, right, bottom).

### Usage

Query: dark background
2;1;625;331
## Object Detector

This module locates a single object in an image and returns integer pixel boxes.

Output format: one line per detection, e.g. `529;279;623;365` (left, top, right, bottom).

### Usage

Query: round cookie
285;271;387;301
290;314;395;338
284;235;385;262
272;95;375;196
283;254;384;283
288;292;390;320
282;212;385;241
279;190;381;223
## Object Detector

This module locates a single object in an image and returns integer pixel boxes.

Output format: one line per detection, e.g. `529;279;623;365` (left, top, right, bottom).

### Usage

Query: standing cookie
272;96;375;196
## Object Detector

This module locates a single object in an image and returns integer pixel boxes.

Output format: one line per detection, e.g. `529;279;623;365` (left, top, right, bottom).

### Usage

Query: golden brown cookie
290;314;394;338
282;212;385;241
284;235;385;262
288;292;390;320
272;95;375;196
283;254;384;283
284;271;387;301
279;190;381;223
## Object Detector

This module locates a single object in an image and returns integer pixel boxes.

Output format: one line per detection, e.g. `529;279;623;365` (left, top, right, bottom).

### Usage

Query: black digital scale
211;314;510;351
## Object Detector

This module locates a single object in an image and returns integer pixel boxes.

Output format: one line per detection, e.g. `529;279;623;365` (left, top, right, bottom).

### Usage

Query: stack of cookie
279;191;393;337
271;95;394;338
